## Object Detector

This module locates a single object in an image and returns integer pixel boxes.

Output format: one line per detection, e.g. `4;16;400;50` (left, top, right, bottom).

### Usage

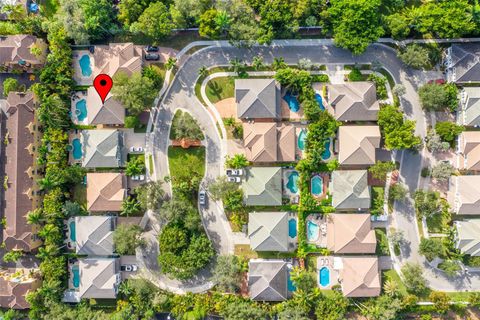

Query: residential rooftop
235;79;281;120
87;172;126;212
338;126;381;166
248;212;290;252
331;170;371;210
326;214;376;254
242;167;282;206
243;122;295;162
326;82;379;121
248;259;288;301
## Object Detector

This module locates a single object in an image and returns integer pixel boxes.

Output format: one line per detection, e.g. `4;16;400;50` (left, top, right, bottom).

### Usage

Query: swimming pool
288;219;297;238
72;265;80;288
79;54;92;77
69;221;76;242
286;171;299;194
298;129;306;151
311;175;323;196
307;220;319;242
322;139;332;160
72;138;82;160
75;99;87;121
283;92;300;112
315;93;325;111
319;267;330;287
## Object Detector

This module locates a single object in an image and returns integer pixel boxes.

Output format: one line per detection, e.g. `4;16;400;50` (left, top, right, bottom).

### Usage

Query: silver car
199;190;207;205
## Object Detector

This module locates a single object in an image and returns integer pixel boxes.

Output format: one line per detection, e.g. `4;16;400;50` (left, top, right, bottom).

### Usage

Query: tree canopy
112;71;157;115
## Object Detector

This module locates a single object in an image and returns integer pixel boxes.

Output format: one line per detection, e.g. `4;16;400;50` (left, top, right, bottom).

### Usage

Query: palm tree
272;57;287;70
38;224;59;240
215;10;231;35
121;197;141;217
166;58;177;71
383;279;399;297
198;66;208;77
27;209;44;225
252;56;264;70
36;245;59;260
38;177;54;190
229;58;243;73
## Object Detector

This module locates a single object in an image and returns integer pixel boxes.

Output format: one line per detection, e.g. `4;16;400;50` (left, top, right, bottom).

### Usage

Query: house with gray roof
74;216;116;256
242;167;282;206
80;129;125;168
331;170;371;210
455;219;480;256
460;87;480;127
235;79;281;120
78;258;120;299
248;259;288;301
248;212;292;252
445;44;480;84
326;82;380;121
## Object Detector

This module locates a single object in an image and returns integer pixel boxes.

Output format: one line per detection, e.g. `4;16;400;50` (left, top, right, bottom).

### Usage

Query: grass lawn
168;146;205;185
234;244;296;260
72;183;87;208
205;77;235;104
371;187;384;216
375;228;390;256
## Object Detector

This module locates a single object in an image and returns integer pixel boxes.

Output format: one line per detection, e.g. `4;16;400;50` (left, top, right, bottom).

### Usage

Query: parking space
119;255;139;280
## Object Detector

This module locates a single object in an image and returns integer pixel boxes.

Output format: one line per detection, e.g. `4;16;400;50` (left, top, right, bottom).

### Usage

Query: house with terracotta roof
455;219;480;256
78;129;125;168
459;87;480;127
242;167;282;206
445;44;480;84
236;79;281;120
459;131;480;171
73;216;116;255
248;212;295;252
71;87;124;126
93;43;143;79
338;126;381;166
0;35;46;70
449;175;480;215
248;259;288;301
326;82;380;121
87;172;126;212
331;170;371;210
337;256;381;297
1;91;42;252
0;268;41;309
326;214;376;254
243;122;296;162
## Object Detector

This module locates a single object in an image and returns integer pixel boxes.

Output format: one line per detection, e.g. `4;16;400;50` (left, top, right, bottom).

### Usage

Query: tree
213;255;243;293
438;260;461;277
402;263;428;295
225;154;249;168
348;67;363;81
158;198;200;232
368;161;396;181
117;0;157;27
258;0;298;42
290;267;316;293
199;9;228;39
378;104;422;150
419;238;445;261
389;183;407;202
171;110;204;141
468;292;480;307
198;66;208;77
418;83;448;111
3;250;23;263
389;228;405;248
425;130;450;153
360;295;402;320
121;196;142;216
315;290;349;320
62;201;86;217
135;181;165;211
56;0;116;44
126;156;146;176
367;74;388;99
130;2;174;40
142;65;164;89
26;208;44;225
414;190;442;218
113;224;145;255
383;279;399;298
208;176;239;201
429;291;450;314
398;44;430;69
125;116;140;129
328;0;384;55
386;13;410;39
272;57;287;70
218;0;261;46
435;122;464;145
3;78;19;96
169;0;210;29
392;84;406;97
251;56;264;70
431;162;455;182
112;72;157;115
223;189;244;213
219;300;267;320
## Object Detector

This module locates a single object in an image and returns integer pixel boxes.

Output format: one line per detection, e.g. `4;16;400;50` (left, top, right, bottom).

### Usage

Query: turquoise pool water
287;272;296;292
286;171;299;194
288;219;297;238
79;54;92;77
307;220;319;242
322;139;332;160
72;138;82;160
283;92;300;112
72;265;80;288
69;221;76;242
75;99;87;121
315;93;325;110
319;267;330;287
311;175;323;196
298;129;306;151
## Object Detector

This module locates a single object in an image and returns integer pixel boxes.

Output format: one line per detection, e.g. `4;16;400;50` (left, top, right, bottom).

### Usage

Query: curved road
144;39;478;293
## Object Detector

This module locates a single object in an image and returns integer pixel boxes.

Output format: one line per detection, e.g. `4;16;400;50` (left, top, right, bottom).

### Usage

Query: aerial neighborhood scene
3;0;480;320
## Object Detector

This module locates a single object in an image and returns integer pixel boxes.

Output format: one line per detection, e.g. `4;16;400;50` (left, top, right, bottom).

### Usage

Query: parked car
226;169;233;176
226;169;243;176
145;45;159;52
129;146;144;153
199;190;206;206
227;176;241;183
145;53;160;61
121;265;138;272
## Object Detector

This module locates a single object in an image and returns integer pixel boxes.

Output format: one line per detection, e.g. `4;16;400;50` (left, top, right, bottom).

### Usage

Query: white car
199;190;206;205
227;176;241;183
226;169;243;176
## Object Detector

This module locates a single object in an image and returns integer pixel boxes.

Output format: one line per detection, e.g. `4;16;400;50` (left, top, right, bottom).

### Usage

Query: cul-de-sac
2;1;480;319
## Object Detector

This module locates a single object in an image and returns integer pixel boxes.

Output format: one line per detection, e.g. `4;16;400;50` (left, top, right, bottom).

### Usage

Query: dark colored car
146;45;159;52
145;53;160;61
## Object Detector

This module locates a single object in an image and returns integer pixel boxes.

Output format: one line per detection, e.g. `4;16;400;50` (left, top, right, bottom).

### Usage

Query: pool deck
68;262;80;290
306;214;327;247
70;91;88;125
316;256;340;290
281;97;304;120
311;173;330;200
65;218;76;250
295;125;308;159
72;50;93;85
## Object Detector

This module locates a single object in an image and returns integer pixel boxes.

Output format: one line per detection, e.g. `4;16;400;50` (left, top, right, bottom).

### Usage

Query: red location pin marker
93;74;113;104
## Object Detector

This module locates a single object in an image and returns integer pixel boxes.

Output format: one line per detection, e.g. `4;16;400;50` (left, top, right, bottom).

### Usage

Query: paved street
144;39;479;293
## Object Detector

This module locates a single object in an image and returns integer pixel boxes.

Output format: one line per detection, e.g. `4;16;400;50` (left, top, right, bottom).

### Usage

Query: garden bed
375;228;390;256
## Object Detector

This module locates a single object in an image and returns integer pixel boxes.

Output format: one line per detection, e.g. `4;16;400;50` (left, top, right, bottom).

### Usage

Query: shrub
125;115;140;128
419;237;445;261
348;67;363;81
401;263;428;296
435;122;464;145
367;74;387;99
3;77;19;96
